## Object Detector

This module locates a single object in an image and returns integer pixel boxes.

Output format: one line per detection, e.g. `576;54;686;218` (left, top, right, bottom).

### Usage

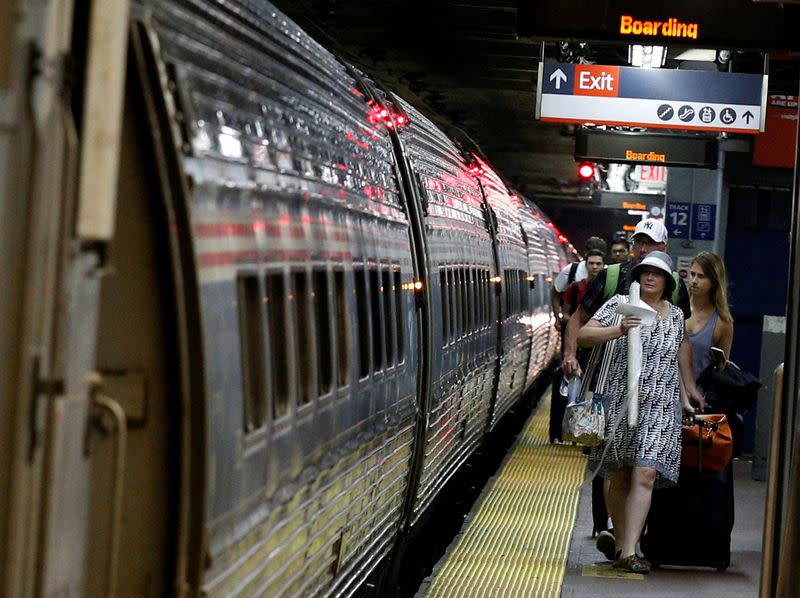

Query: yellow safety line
421;392;587;597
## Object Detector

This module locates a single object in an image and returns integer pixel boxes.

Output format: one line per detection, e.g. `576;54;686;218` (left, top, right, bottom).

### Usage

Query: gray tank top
689;310;719;380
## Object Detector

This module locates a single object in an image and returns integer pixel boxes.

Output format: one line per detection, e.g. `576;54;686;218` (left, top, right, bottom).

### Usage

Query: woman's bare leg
618;467;657;557
607;468;631;556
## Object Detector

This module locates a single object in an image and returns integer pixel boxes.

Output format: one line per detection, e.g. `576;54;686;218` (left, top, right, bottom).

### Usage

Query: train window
447;268;456;342
333;269;350;387
236;273;267;432
354;266;370;378
460;268;469;335
369;267;384;371
382;267;395;366
484;270;492;327
394;268;404;362
266;271;290;419
469;268;477;332
293;271;314;406
440;268;450;345
503;270;511;317
478;269;485;328
313;269;333;397
521;271;531;313
454;268;463;339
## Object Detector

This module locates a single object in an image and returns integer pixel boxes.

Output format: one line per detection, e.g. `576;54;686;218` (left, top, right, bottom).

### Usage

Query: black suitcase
549;368;567;443
641;461;734;571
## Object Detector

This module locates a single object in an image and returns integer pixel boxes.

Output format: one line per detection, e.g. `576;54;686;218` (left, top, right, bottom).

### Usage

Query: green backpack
603;263;680;304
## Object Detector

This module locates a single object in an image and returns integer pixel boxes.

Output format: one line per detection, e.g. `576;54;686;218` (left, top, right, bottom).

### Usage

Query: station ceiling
275;0;799;204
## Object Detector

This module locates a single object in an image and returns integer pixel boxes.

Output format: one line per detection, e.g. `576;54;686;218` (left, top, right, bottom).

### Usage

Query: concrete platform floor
560;459;765;597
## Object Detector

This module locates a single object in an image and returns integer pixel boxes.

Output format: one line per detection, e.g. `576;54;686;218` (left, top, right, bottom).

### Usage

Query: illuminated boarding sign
619;16;698;40
518;0;800;51
536;61;766;135
575;130;719;169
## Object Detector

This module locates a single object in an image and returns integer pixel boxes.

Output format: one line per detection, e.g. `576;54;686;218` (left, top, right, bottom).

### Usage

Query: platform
419;392;767;597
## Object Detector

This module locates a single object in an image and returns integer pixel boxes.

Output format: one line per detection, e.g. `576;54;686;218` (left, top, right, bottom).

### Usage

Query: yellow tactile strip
421;393;588;597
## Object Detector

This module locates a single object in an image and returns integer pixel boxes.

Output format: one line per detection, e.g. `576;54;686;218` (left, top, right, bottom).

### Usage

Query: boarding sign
517;0;800;52
536;61;766;134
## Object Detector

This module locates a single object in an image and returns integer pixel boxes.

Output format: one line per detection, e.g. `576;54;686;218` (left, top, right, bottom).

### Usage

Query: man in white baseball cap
563;218;687;378
632;217;668;245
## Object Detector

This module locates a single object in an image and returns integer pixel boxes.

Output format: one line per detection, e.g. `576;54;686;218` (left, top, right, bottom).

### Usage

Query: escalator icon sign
678;106;695;122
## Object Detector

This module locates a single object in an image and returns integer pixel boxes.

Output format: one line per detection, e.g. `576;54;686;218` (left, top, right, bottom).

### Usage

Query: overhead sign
592;191;664;212
575;129;718;168
517;0;800;51
666;201;691;239
537;61;766;134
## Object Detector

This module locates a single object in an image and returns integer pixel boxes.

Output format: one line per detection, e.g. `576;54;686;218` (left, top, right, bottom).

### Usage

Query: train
0;0;577;596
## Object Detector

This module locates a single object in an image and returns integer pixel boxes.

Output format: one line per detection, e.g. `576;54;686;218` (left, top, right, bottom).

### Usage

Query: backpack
602;263;680;304
567;261;580;286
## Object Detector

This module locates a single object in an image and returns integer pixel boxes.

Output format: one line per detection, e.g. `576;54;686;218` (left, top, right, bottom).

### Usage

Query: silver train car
0;0;575;596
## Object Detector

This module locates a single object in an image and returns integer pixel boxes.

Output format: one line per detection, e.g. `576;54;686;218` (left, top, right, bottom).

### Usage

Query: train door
1;1;132;595
84;54;182;595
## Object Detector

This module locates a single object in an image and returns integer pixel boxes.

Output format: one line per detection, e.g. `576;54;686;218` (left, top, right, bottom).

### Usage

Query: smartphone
709;346;726;363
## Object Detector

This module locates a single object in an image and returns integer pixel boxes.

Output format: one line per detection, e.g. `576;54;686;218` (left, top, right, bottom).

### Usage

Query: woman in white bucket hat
576;251;699;574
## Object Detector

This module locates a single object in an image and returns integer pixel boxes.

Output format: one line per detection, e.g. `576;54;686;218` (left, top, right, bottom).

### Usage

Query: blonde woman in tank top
687;252;734;388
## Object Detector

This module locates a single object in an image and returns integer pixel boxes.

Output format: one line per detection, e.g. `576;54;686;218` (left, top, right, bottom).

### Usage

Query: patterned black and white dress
588;294;684;488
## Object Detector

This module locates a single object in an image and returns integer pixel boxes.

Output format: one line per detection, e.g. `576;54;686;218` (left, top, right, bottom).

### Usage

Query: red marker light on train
396;115;406;125
577;162;595;181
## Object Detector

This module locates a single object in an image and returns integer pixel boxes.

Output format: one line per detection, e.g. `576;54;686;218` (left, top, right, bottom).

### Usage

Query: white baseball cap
632;218;668;244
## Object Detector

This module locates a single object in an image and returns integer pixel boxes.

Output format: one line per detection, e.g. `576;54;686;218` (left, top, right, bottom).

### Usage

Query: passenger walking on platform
560;218;700;566
550;236;608;329
561;218;692;377
577;252;701;574
549;236;607;443
609;237;630;264
561;249;605;324
687;251;734;382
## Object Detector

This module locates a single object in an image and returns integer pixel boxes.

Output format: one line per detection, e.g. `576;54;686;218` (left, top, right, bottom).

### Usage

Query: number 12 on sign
666;201;691;238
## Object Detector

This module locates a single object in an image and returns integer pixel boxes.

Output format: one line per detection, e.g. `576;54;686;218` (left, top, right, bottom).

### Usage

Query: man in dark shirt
561;217;691;377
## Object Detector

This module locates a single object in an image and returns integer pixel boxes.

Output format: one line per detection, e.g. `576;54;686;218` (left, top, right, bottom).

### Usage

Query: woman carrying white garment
577;251;700;574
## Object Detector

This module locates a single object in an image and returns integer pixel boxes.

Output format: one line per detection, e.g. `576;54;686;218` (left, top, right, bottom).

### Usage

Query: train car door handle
91;391;128;598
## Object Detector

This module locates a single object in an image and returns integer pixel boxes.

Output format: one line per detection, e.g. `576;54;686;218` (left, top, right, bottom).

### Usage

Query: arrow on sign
550;68;567;90
743;110;754;124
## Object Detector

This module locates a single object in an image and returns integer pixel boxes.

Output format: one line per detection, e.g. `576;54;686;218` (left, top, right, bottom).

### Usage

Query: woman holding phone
687;252;734;383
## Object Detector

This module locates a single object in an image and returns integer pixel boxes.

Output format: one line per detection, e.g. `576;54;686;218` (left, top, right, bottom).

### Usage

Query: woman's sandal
613;553;651;574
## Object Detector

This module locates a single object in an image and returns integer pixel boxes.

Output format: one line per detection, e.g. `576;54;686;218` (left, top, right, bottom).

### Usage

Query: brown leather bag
681;414;733;473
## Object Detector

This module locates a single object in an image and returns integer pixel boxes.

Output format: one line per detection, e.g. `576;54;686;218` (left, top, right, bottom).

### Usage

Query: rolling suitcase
641;427;735;572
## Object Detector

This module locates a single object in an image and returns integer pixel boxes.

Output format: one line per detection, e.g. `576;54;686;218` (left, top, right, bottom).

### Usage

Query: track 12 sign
666;201;691;238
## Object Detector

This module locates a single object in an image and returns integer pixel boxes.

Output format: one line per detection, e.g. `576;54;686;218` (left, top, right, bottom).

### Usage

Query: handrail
776;364;800;596
92;393;127;598
760;364;783;597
